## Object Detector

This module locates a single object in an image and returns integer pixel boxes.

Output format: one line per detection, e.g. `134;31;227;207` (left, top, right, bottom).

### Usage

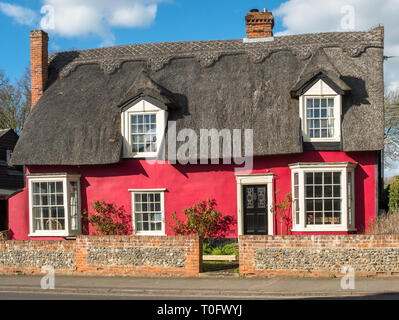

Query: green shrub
202;243;213;255
220;243;238;256
168;199;235;238
202;243;239;256
389;177;399;212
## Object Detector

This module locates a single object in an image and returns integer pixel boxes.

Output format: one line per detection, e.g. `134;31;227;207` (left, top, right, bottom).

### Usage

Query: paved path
1;275;399;299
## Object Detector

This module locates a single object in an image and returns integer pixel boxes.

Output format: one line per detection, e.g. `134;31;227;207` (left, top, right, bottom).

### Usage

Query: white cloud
274;0;399;90
0;0;165;45
109;3;157;28
0;2;38;26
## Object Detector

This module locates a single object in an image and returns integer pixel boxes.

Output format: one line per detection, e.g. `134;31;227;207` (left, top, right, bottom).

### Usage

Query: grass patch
202;261;238;273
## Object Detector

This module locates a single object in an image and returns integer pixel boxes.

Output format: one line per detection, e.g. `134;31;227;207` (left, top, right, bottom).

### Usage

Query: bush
219;243;238;256
168;199;235;239
83;201;131;235
202;243;239;256
202;243;213;255
367;210;399;234
389;177;399;212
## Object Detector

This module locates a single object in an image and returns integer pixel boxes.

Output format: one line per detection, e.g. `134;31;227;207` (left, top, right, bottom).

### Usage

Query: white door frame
235;174;274;236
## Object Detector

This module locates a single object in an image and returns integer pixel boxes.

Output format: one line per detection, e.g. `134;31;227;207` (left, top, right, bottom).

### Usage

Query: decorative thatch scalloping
11;27;384;166
49;27;384;77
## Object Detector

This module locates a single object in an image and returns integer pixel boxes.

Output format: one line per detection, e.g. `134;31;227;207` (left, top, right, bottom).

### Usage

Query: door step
199;271;240;278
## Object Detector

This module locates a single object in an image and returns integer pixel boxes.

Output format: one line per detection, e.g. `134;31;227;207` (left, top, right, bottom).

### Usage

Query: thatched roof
11;27;384;165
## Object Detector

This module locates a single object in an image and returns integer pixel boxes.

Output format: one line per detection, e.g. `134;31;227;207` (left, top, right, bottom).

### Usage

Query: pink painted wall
8;151;377;240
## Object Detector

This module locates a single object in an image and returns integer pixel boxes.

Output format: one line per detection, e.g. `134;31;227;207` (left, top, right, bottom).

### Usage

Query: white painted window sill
28;232;71;237
134;232;166;236
303;138;341;143
291;226;357;233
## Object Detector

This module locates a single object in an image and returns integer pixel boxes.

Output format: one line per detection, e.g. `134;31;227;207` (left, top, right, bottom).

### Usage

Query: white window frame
289;162;357;232
235;174;274;236
28;173;81;237
299;79;342;143
121;98;168;159
129;188;166;236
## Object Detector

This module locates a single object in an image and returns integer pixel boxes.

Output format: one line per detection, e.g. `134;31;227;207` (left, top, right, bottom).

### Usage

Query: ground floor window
130;189;166;235
289;162;356;232
28;173;81;237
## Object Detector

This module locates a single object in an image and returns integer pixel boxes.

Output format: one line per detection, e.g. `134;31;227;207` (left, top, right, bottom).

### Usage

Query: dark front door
0;200;8;231
243;185;268;235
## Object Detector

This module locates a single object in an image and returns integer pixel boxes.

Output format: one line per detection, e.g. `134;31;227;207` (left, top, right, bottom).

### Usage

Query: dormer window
299;79;342;143
121;97;167;158
119;71;178;159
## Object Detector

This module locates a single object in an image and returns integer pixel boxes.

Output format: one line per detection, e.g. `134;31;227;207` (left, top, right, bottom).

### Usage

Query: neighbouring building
0;129;24;232
9;9;384;240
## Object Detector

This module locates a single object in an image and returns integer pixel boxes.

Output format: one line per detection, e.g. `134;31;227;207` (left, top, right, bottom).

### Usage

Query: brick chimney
245;8;274;39
30;30;49;109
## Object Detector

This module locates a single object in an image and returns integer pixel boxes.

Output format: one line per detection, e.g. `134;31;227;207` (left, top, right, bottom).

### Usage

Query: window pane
324;200;332;211
58;207;65;218
315;212;323;224
303;171;343;226
324;185;332;197
56;182;63;193
324;172;332;184
306;186;313;197
333;186;341;197
315;186;322;197
315;199;322;211
49;182;55;193
325;212;332;224
32;182;40;194
315;173;322;184
306;200;314;211
41;195;48;206
333;172;341;184
33;195;41;206
334;199;341;211
305;173;313;185
56;194;63;205
40;182;47;193
134;192;163;233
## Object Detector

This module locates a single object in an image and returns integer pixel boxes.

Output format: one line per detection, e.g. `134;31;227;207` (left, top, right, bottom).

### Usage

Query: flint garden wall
0;235;202;277
239;235;399;277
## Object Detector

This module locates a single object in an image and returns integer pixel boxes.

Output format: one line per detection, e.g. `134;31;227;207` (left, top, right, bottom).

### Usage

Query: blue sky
1;0;399;175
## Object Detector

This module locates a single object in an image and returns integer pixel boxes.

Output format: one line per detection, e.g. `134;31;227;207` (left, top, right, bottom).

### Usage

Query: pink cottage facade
9;10;384;240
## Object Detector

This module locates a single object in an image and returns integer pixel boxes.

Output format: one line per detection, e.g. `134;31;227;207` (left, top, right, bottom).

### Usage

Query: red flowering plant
168;199;235;239
82;201;131;235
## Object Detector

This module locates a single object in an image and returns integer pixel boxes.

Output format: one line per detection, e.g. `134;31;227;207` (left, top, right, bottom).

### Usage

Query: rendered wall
8;151;377;240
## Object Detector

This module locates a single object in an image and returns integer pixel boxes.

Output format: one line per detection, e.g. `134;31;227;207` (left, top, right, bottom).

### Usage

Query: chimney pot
245;8;274;39
30;30;49;109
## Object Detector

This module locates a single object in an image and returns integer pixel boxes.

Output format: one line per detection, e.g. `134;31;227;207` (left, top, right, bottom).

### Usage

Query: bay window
28;173;81;237
289;163;356;232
